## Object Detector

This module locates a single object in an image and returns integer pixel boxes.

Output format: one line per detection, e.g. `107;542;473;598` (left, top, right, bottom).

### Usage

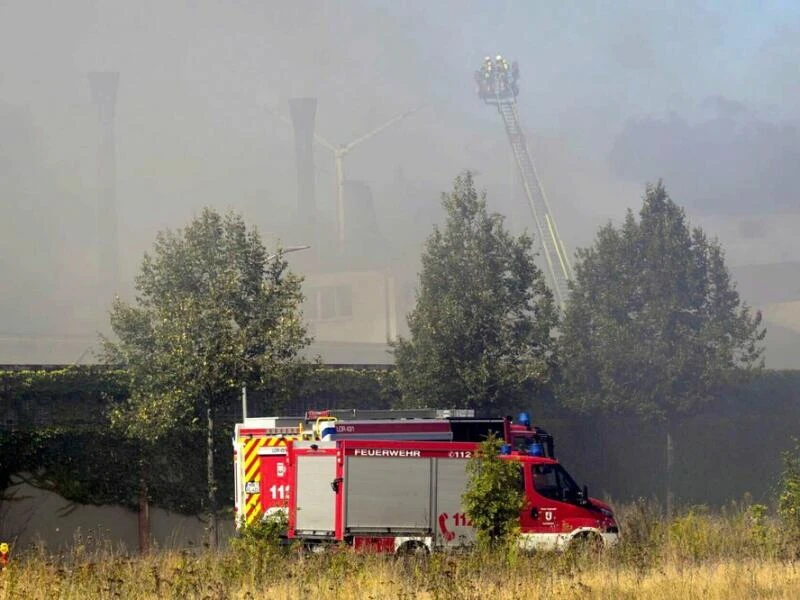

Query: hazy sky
2;0;800;338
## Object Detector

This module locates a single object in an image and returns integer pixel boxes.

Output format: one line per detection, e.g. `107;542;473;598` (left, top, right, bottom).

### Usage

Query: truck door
521;462;583;551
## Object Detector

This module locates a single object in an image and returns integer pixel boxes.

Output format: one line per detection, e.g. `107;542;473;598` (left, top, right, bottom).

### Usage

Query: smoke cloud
1;1;799;362
609;100;800;215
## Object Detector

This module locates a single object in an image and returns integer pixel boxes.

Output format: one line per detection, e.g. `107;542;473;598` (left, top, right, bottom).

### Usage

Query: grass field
1;500;799;599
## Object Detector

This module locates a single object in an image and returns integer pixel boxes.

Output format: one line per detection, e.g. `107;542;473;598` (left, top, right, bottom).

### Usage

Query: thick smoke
1;1;799;363
609;99;800;216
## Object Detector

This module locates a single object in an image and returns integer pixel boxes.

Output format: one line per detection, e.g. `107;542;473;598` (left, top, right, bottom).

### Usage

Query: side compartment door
294;453;337;536
433;458;475;548
344;457;432;534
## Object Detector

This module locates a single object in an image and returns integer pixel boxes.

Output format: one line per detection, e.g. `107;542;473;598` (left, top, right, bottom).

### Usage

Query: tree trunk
138;461;150;554
206;397;218;549
666;418;674;520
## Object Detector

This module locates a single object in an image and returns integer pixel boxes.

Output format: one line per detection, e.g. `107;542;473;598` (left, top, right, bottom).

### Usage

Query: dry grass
2;501;799;599
2;552;798;600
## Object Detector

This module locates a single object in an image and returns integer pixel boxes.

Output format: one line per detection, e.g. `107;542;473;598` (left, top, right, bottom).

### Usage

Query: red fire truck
233;409;554;528
284;439;618;553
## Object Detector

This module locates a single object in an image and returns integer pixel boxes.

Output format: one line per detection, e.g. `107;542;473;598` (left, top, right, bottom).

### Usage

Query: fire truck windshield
513;435;532;452
531;464;581;503
513;435;545;455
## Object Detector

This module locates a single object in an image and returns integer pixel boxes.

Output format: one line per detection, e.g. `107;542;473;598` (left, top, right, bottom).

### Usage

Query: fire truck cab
285;440;618;553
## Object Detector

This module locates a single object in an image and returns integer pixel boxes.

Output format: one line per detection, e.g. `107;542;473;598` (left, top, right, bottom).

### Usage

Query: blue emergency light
528;442;544;457
518;412;531;428
500;444;512;455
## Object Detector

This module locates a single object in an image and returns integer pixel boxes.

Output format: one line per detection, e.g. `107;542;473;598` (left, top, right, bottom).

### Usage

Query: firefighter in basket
495;55;512;97
476;56;494;99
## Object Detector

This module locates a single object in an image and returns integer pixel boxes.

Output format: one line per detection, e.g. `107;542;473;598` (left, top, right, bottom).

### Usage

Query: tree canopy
104;208;310;543
394;172;558;412
558;182;765;421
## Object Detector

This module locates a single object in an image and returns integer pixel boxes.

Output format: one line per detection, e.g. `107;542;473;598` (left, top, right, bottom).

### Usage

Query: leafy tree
463;434;526;548
559;182;765;513
394;171;558;412
104;208;310;546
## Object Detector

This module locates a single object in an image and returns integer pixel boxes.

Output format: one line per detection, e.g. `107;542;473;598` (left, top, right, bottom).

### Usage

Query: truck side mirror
331;477;343;493
581;484;589;505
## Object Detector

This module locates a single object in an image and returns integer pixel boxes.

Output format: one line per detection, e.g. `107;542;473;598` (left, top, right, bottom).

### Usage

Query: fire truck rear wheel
396;541;429;557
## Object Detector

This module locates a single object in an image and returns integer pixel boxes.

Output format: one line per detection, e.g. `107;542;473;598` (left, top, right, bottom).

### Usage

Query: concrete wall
0;478;234;553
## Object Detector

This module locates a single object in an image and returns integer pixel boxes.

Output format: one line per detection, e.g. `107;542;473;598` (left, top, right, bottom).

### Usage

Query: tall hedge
0;365;400;513
3;366;800;510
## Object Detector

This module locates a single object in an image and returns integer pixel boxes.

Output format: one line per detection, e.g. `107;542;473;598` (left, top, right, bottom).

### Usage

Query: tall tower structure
343;180;384;261
271;102;424;248
88;71;120;302
289;98;318;252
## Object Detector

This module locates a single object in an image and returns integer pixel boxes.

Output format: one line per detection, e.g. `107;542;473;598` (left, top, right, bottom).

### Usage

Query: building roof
0;334;393;369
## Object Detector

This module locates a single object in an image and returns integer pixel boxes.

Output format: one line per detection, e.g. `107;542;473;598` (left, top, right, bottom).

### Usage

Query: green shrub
611;498;665;571
778;438;800;555
745;503;772;555
659;499;782;563
667;506;722;562
462;434;526;549
227;511;289;582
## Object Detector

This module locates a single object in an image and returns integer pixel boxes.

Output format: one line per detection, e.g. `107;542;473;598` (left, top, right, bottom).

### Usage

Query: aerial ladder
475;56;573;310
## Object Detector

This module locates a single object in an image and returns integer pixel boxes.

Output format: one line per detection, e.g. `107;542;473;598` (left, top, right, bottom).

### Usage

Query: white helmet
496;55;503;61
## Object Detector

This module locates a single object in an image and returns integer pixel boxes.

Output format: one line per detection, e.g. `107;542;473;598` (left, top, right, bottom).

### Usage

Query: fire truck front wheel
566;531;604;555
